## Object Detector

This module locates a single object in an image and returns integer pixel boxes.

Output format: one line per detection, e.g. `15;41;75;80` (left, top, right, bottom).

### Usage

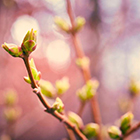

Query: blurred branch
66;0;103;140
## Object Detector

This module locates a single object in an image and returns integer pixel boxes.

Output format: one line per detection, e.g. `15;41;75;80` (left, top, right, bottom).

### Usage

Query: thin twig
64;125;77;140
22;56;87;140
77;101;86;117
66;0;103;139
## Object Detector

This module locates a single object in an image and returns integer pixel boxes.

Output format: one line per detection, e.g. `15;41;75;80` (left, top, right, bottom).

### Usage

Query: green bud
82;123;99;139
24;58;41;84
54;16;70;33
21;29;37;56
77;79;99;102
108;126;122;139
4;108;21;123
120;112;134;134
4;89;17;106
76;57;90;69
77;87;87;102
86;80;99;100
87;80;99;90
55;77;70;95
2;43;23;57
68;111;84;129
52;97;64;113
129;79;140;96
74;16;86;32
39;80;56;98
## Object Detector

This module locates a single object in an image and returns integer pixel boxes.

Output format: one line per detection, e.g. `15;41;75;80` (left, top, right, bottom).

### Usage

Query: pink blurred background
0;0;140;139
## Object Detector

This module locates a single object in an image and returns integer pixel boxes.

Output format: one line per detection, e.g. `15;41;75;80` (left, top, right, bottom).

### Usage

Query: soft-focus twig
66;0;103;140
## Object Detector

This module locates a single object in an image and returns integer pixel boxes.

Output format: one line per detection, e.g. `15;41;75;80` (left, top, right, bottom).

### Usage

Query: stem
23;56;37;89
77;102;86;117
121;122;140;139
64;125;77;140
66;0;103;139
22;56;87;140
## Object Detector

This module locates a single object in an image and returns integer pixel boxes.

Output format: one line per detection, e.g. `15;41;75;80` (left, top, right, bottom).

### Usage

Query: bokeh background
0;0;140;139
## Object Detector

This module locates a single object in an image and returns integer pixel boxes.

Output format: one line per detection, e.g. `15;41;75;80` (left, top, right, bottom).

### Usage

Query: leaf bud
120;112;134;134
55;77;70;95
52;97;64;113
108;126;122;139
4;89;17;106
77;79;99;102
54;16;70;33
39;80;56;98
68;111;84;129
2;43;23;57
129;79;140;96
74;16;86;32
21;29;37;56
76;57;90;69
82;123;99;139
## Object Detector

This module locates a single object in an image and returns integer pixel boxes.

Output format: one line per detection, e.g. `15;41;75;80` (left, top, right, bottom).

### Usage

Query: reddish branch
66;0;103;140
23;56;87;140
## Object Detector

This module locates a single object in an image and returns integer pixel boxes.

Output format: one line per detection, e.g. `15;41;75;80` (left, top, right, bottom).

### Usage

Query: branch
22;56;87;140
66;0;103;140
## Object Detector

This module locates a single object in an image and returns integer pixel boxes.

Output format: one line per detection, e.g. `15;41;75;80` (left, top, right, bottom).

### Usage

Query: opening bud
2;43;23;57
21;29;37;56
108;126;122;139
52;97;64;113
82;123;99;139
120;112;134;134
